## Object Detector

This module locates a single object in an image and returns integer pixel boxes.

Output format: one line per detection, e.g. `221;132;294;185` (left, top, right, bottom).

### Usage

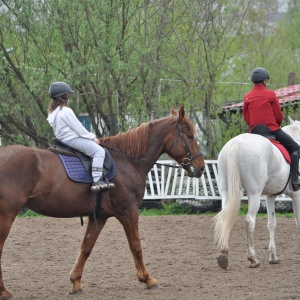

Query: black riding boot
291;150;300;191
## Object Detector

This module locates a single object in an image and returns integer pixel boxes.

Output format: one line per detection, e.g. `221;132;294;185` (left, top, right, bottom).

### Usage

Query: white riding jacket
47;106;96;142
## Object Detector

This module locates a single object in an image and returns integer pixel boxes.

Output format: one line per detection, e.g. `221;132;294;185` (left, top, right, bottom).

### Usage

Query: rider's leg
91;150;115;192
272;129;300;191
61;137;114;191
291;150;300;191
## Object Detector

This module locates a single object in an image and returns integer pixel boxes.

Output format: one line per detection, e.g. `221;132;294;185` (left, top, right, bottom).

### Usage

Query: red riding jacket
243;84;283;132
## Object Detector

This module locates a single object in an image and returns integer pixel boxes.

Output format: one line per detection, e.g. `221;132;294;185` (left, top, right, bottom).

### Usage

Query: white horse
214;118;300;270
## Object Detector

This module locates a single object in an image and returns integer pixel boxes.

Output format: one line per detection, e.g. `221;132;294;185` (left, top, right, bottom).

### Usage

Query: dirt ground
2;215;300;300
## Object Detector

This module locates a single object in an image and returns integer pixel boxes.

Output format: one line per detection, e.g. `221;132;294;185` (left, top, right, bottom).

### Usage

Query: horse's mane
101;122;150;158
100;113;194;158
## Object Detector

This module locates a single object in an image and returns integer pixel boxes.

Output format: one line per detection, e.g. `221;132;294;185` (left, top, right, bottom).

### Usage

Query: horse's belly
235;140;290;195
262;167;290;195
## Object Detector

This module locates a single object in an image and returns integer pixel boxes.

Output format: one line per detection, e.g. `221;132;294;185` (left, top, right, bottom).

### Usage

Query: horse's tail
213;140;242;252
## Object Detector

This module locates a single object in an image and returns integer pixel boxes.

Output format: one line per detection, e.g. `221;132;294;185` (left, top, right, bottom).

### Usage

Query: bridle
169;123;203;172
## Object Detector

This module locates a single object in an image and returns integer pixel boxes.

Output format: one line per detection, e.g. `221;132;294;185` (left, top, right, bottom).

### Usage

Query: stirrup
91;178;115;193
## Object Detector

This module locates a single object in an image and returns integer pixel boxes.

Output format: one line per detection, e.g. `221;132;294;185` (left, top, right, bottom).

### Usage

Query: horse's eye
187;134;194;139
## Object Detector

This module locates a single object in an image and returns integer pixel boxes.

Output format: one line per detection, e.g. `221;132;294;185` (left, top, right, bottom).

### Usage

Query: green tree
157;0;251;157
0;0;299;159
0;0;178;146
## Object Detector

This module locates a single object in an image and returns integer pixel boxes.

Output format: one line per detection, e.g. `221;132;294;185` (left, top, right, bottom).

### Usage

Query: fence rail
144;160;292;204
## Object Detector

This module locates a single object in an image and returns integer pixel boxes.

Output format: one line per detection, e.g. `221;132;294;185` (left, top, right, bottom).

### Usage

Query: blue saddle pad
58;154;116;184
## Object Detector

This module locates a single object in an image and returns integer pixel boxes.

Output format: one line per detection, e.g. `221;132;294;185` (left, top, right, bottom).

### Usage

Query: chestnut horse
0;106;205;299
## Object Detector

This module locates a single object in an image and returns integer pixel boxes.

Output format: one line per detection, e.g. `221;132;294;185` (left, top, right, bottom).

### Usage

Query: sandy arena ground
2;215;300;300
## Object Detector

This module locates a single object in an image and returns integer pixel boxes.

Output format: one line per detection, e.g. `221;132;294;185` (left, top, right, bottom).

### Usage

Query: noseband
170;124;203;170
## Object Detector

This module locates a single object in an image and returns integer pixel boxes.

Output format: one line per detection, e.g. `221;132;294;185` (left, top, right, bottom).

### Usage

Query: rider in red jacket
243;67;300;191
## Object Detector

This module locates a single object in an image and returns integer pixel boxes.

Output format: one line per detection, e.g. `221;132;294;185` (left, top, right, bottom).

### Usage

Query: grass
139;202;295;217
239;203;294;218
18;209;43;218
17;202;295;218
139;202;194;216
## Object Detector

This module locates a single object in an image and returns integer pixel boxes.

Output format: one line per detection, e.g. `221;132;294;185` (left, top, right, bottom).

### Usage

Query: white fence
144;160;292;203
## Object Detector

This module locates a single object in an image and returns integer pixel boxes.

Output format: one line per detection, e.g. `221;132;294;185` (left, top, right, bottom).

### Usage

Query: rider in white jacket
47;106;96;142
47;81;114;192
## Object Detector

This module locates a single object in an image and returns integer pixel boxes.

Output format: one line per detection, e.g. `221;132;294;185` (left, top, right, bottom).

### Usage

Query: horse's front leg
265;195;279;264
0;214;18;300
245;196;261;268
69;216;107;294
117;208;159;289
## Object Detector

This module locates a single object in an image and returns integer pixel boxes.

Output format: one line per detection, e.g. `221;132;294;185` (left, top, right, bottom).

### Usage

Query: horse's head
166;106;205;178
284;117;300;145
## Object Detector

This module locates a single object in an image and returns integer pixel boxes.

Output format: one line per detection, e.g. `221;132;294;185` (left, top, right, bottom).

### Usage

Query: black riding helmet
48;81;74;103
251;67;270;83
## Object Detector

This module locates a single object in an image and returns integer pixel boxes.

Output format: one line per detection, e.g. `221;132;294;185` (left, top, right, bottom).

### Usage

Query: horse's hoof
249;261;260;268
269;254;279;264
0;291;13;300
217;253;228;270
69;289;85;295
146;277;159;289
147;284;162;290
269;260;279;264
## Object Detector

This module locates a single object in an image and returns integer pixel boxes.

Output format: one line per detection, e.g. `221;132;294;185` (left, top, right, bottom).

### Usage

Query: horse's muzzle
187;166;205;178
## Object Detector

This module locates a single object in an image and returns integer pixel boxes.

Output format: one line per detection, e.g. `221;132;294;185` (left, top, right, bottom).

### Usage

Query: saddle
251;125;276;140
48;138;116;183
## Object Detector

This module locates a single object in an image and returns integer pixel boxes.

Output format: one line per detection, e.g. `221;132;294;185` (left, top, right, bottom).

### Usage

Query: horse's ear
171;107;177;116
178;106;185;122
289;116;295;124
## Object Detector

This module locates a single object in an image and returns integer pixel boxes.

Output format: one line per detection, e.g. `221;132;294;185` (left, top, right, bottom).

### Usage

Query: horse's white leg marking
245;195;261;268
265;195;279;264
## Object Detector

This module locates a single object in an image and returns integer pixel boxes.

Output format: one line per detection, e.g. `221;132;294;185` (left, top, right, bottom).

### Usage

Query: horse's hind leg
245;195;261;268
0;215;17;300
69;216;107;294
117;208;158;289
265;195;279;264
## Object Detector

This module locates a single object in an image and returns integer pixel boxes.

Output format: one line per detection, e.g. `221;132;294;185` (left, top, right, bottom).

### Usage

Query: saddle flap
51;138;91;172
